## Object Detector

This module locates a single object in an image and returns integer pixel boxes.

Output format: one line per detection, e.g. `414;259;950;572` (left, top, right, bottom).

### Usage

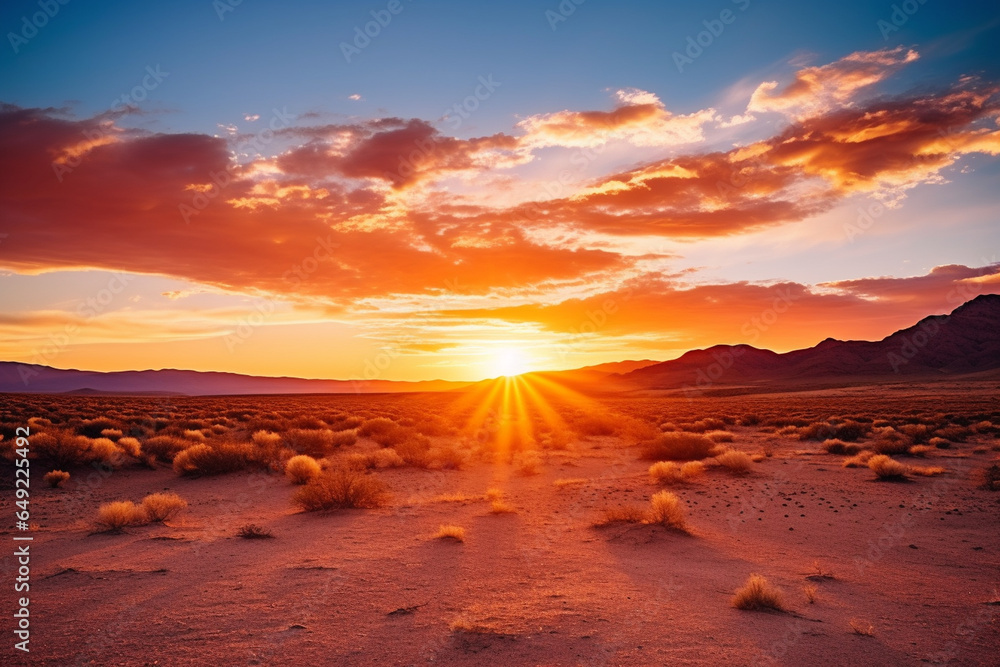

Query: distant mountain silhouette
0;364;471;396
616;294;1000;393
0;297;996;396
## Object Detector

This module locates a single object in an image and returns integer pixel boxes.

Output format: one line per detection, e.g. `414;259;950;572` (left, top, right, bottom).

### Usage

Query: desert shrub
96;501;147;532
649;461;682;484
928;437;951;449
732;574;783;611
100;428;123;439
237;523;273;539
973;464;1000;491
285;455;322;484
393;435;434;468
907;445;934;457
934;425;970;442
680;461;705;479
489;500;517;514
572;414;617;437
514;451;542;476
116;436;142;458
822;439;862;455
143;435;191;462
800;420;867;442
870;427;911;455
172;442;258;476
740;413;761;427
715;449;753;473
141;492;187;522
293;467;388;511
284;429;338;457
358;417;399;438
909;466;947;477
347;448;407;470
706;430;735;443
183;429;207;441
868;454;908;480
641;432;714;461
595;505;648;525
899;423;931;444
77;418;120;438
842;451;874;468
681;418;726;433
648;491;686;530
44;470;69;488
434;524;466;542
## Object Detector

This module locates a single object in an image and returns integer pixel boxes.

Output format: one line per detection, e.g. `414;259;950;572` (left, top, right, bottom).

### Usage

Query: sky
0;0;999;381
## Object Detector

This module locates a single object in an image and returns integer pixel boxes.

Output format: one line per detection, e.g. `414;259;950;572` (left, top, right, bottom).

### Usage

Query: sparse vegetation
141;492;187;522
237;523;274;539
732;574;783;611
715;449;753;473
293;467;388;511
95;501;148;532
647;491;687;530
44;470;70;488
803;584;817;603
868;454;909;480
434;524;466;542
284;454;322;484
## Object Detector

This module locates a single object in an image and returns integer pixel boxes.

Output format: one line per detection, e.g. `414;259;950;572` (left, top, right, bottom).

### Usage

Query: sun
490;346;532;378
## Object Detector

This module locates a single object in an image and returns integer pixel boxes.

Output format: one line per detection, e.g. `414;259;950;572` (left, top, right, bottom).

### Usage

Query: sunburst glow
489;346;532;378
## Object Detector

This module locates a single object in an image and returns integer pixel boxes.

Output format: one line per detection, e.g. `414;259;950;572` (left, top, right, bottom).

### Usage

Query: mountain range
0;295;997;396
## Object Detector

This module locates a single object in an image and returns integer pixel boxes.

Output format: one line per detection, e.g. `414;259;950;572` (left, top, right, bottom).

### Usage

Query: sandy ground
3;414;998;667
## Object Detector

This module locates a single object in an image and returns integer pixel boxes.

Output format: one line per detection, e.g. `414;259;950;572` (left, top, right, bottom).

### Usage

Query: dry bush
489;499;517;514
715;449;753;473
32;430;131;468
683;418;726;433
649;461;682;484
95;501;147;532
870;427;911;455
842;451;874;468
484;487;503;502
934;425;971;442
359;418;411;446
909;466;947;477
143;435;191;462
868;454;909;480
285;454;322;484
899;423;931;444
732;574;783;611
595;505;648;526
434;524;466;542
572;413;618;437
908;444;934;457
429;445;467;470
44;470;69;488
680;460;705;479
172;442;259;476
973;464;1000;491
928;437;951;449
740;414;761;426
803;584;817;604
77;417;120;438
393;435;434;468
347;448;406;470
293;467;388;511
823;439;862;455
514;451;542;476
237;523;274;539
648;491;686;530
553;478;587;488
284;429;339;457
251;430;282;448
706;430;735;443
100;428;123;439
141;492;187;522
116;436;141;457
183;429;207;441
641;432;714;461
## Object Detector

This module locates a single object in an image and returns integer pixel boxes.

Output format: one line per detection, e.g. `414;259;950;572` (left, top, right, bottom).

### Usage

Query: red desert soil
2;382;998;666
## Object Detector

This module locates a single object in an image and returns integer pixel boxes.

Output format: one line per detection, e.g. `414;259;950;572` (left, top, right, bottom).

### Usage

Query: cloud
517;88;717;148
748;47;919;117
